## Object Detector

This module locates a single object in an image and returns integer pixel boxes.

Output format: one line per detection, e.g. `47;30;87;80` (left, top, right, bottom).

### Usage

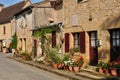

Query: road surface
0;53;69;80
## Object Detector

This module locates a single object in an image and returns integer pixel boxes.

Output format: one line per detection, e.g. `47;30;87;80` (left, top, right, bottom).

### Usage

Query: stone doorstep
76;72;105;80
81;68;105;76
76;68;106;80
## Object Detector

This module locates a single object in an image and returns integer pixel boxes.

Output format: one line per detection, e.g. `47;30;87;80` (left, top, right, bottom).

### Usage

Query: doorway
89;31;98;65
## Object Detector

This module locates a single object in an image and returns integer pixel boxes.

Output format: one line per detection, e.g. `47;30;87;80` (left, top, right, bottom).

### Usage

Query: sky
0;0;44;7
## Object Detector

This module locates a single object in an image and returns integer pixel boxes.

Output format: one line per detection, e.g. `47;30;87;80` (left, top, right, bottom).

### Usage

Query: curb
9;57;84;80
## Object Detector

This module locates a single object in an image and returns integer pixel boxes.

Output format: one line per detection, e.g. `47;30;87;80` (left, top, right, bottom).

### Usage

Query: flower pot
111;68;117;76
53;64;58;69
103;69;110;75
12;49;15;54
22;56;28;60
69;66;73;72
99;67;103;74
73;66;79;72
2;48;6;53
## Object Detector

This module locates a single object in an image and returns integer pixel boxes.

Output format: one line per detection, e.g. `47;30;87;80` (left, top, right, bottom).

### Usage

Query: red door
89;32;98;65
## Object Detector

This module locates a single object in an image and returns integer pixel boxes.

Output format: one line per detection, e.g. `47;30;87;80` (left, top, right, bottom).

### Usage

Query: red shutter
65;33;69;52
52;31;56;47
80;31;85;53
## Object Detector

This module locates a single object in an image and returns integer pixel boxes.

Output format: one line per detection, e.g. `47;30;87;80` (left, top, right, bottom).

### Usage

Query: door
89;31;98;65
33;39;37;57
110;29;120;63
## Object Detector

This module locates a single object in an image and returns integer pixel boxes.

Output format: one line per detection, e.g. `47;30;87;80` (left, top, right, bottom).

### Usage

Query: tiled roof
0;1;26;24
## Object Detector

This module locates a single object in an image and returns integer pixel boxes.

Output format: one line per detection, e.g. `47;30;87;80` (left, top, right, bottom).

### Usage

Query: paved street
0;53;69;80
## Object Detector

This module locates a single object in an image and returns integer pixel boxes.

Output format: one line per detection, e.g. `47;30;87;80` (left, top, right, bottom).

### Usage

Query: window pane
117;39;120;46
113;32;116;38
113;39;116;46
91;40;95;47
116;31;120;38
73;33;80;48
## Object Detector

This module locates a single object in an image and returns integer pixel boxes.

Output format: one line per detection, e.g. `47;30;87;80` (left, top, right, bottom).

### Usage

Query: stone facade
52;0;120;65
15;9;33;53
0;0;31;53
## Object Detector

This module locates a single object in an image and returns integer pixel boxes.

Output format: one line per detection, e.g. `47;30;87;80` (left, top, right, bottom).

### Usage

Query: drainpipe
31;7;35;59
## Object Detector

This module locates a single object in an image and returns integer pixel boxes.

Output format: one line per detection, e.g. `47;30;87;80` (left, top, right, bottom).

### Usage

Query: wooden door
33;39;37;57
89;31;98;65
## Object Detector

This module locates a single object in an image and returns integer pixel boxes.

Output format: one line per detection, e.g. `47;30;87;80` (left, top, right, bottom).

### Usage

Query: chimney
0;4;4;11
24;0;27;1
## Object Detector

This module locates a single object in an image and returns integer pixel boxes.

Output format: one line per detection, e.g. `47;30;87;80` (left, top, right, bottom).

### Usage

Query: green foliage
21;51;29;56
21;51;31;60
97;61;108;69
33;28;52;55
62;54;70;62
12;33;17;49
47;49;62;64
97;61;104;68
70;47;80;56
33;28;52;38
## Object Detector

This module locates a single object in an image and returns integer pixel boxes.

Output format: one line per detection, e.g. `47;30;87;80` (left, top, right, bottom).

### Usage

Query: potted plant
11;33;17;55
47;49;61;69
73;61;79;72
102;62;110;75
62;54;70;70
70;47;80;56
2;46;6;53
110;62;118;76
116;63;120;76
21;51;31;60
97;61;104;73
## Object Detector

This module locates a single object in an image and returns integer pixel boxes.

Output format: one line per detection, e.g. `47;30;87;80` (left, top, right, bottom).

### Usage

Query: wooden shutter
80;31;85;53
65;33;69;52
52;31;56;48
3;26;6;34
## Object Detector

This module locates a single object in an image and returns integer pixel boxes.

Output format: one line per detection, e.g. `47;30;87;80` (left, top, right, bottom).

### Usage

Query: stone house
14;0;54;57
50;0;120;65
14;7;33;53
0;0;31;52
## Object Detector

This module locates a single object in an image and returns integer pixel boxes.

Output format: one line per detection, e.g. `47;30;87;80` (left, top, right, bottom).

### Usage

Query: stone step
76;71;105;80
80;68;105;76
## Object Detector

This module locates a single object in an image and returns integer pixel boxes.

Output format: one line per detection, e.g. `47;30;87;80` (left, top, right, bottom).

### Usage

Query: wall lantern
89;14;93;21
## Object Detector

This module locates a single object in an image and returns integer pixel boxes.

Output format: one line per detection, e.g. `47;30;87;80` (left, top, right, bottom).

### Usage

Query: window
73;32;85;53
78;0;83;3
52;31;56;48
78;0;88;3
3;26;6;35
73;33;80;48
111;30;120;47
65;33;69;52
72;14;78;26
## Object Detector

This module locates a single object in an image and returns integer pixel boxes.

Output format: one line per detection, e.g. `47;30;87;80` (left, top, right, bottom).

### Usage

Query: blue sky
0;0;44;7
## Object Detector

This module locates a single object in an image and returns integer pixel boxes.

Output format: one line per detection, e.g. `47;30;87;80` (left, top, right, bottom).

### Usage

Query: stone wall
57;0;120;63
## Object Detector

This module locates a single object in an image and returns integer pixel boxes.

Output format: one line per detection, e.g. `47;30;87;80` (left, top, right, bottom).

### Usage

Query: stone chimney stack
0;4;4;12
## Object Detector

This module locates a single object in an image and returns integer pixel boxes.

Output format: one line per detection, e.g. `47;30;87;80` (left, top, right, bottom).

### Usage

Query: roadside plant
11;33;17;49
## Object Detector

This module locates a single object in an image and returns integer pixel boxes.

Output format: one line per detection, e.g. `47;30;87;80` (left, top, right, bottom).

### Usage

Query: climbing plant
11;33;18;49
33;28;52;55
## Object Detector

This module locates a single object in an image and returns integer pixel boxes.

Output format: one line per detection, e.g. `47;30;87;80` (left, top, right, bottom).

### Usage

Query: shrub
47;49;62;64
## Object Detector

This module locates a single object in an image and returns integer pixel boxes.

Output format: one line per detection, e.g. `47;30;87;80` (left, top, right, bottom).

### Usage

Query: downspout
31;7;35;58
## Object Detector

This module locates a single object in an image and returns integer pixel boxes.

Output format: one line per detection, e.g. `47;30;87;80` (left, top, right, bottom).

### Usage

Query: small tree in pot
11;33;18;55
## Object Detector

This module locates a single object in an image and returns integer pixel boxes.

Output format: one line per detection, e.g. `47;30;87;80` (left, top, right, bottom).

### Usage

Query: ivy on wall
33;28;52;55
